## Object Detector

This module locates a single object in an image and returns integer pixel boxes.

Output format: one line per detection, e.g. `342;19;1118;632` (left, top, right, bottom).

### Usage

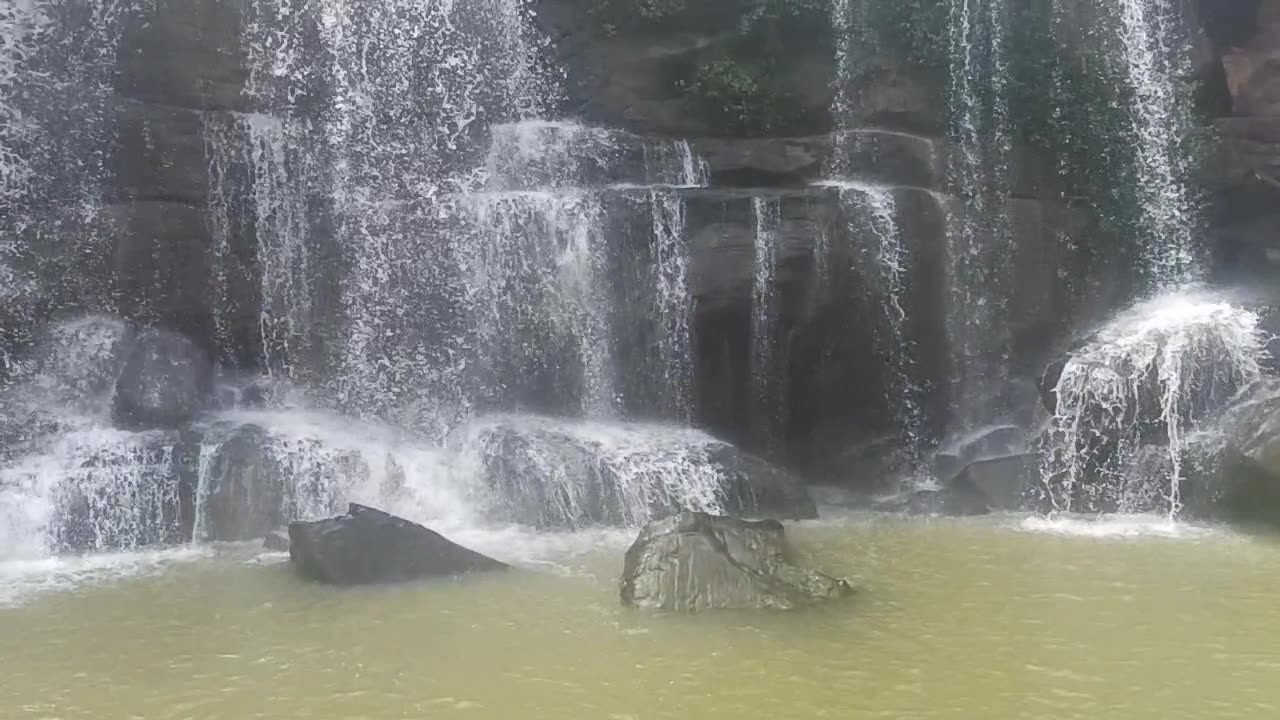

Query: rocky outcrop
1202;1;1280;284
112;328;213;430
619;511;852;611
470;416;816;529
1203;387;1280;527
538;0;834;137
199;424;285;541
289;504;508;585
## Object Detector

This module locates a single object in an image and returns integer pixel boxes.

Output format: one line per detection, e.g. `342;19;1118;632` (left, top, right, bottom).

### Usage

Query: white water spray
1042;291;1266;515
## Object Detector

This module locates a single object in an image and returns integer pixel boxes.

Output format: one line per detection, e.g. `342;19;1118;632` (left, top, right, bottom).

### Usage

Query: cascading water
825;0;932;470
0;0;137;364
1;0;741;566
1113;0;1199;286
1036;2;1243;518
462;189;617;416
1041;292;1267;515
821;181;929;462
648;188;696;422
750;197;783;454
205;112;313;375
943;0;1014;430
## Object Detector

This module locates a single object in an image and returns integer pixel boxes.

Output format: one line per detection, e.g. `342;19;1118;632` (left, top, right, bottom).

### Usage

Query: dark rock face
620;511;852;611
707;445;818;520
112;328;213;429
538;0;834;138
1205;389;1280;527
289;504;508;585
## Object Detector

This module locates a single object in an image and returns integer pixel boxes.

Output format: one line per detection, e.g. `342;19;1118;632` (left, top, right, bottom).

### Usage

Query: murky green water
4;515;1280;719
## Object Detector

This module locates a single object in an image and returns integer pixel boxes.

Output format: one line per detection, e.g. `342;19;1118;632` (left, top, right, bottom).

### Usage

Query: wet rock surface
620;511;852;611
289;504;508;586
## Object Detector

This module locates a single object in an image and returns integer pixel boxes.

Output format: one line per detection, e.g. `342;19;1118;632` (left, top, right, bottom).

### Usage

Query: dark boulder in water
201;424;286;542
112;328;213;429
289;504;508;585
935;425;1035;511
620;511;852;611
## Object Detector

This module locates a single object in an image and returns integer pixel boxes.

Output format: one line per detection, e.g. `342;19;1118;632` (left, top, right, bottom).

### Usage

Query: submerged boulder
289;504;508;585
620;512;852;611
112;328;213;429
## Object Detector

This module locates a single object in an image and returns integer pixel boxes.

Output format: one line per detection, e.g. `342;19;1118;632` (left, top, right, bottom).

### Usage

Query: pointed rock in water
288;504;507;585
620;512;853;612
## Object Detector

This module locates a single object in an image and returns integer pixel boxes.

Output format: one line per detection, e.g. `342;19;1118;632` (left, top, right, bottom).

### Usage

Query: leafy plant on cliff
680;58;787;134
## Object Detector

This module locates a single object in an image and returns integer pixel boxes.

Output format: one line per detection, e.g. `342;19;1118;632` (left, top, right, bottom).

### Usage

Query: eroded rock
620;511;852;611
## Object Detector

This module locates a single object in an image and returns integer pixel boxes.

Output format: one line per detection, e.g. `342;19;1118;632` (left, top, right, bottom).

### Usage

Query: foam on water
0;545;213;608
1016;514;1218;541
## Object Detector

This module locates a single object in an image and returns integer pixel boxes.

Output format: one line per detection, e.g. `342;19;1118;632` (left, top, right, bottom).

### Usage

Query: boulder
200;424;285;542
934;425;1034;510
288;504;508;585
112;328;213;429
956;454;1036;511
620;512;853;612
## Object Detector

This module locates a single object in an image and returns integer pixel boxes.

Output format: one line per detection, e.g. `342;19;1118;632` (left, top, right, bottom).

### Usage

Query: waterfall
943;0;1014;430
751;197;783;454
1114;0;1199;287
834;182;928;459
0;0;137;360
0;428;189;558
649;188;695;421
461;191;616;417
1041;292;1266;515
205;113;312;376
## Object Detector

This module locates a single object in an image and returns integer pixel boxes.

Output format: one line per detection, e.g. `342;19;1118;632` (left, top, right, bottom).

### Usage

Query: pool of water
3;514;1280;719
